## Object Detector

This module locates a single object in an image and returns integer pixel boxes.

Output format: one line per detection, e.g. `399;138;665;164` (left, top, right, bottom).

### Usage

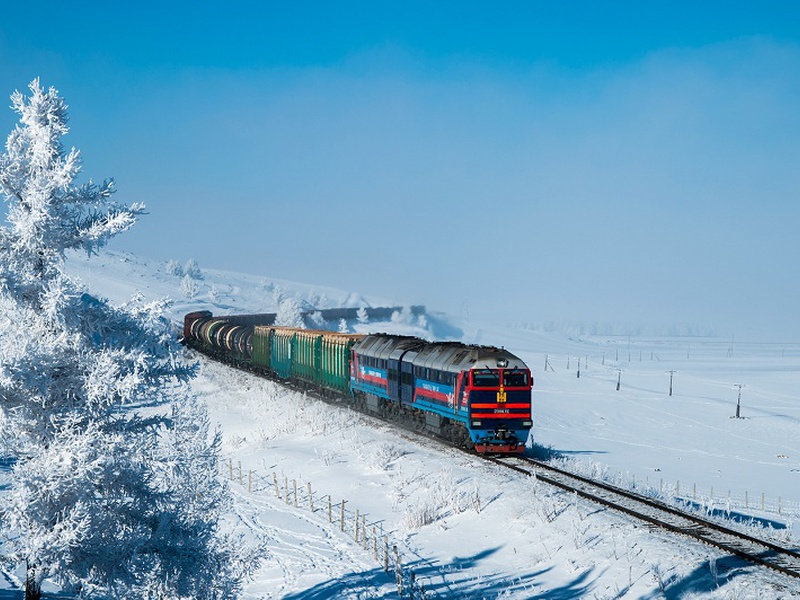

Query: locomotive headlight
471;420;482;427
522;420;533;427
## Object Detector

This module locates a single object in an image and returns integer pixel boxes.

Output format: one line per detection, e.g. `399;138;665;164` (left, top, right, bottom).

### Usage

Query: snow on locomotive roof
353;333;529;374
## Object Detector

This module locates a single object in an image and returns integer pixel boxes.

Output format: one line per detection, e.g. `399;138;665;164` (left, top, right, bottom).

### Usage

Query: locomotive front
462;349;533;453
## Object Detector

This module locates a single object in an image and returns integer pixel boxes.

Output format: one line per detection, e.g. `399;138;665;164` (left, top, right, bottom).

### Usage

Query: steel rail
481;454;800;580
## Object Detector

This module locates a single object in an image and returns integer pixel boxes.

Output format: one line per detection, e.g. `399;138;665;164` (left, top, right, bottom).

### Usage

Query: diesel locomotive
183;310;533;454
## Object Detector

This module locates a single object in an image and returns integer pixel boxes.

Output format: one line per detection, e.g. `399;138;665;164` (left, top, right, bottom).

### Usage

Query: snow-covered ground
59;250;800;599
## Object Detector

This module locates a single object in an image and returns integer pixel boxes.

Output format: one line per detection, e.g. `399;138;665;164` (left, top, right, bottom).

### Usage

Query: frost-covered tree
338;318;349;333
307;311;325;329
356;306;369;324
391;306;414;325
271;283;286;307
275;297;304;328
0;79;250;598
165;258;183;277
181;273;199;298
184;258;203;280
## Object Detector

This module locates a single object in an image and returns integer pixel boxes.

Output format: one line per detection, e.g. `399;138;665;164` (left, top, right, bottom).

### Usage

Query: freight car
182;311;533;453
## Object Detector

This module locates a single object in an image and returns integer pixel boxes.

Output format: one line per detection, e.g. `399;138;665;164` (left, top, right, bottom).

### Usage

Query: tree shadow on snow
281;546;598;599
639;554;757;600
678;499;789;531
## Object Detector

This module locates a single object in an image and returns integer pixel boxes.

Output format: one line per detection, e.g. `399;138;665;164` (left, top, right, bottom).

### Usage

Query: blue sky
2;2;800;336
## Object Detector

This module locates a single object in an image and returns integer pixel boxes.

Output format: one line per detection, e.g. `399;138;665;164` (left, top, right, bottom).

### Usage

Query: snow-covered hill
61;250;800;599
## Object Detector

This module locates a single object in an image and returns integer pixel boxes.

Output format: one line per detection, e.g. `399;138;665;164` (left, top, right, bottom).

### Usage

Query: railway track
191;348;800;583
481;454;800;580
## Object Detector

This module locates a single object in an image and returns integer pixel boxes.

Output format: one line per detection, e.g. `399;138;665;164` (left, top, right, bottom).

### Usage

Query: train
182;310;533;454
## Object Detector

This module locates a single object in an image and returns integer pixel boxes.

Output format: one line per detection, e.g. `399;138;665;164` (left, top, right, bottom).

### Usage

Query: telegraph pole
668;370;676;397
733;384;744;418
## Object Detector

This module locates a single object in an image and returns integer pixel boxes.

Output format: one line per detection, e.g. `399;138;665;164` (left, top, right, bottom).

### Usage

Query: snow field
194;359;797;598
66;251;800;596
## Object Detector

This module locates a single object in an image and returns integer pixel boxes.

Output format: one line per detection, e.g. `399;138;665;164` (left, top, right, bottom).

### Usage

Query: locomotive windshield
503;369;529;387
472;369;500;387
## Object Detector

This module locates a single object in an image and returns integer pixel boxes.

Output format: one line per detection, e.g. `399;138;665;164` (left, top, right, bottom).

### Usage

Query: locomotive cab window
472;369;500;387
503;369;529;387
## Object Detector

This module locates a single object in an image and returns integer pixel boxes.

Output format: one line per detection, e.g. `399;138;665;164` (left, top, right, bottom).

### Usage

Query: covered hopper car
182;311;533;453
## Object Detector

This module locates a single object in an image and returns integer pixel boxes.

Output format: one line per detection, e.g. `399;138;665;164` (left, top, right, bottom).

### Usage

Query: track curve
482;454;800;580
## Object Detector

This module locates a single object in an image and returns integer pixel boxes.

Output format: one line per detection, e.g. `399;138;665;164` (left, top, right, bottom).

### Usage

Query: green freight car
251;325;274;372
294;330;362;395
250;326;363;395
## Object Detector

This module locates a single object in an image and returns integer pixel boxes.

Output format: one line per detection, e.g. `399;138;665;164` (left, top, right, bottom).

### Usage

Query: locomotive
182;310;533;454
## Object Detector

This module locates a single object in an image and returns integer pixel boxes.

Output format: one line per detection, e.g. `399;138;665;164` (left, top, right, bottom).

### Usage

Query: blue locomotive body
350;334;532;453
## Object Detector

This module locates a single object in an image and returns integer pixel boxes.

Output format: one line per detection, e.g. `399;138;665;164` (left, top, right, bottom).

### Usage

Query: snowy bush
358;441;408;473
403;499;440;530
372;442;408;470
184;258;204;280
395;468;479;531
165;259;183;277
181;273;199;298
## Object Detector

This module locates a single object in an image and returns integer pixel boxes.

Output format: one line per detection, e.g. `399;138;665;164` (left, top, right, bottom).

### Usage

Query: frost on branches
0;79;253;598
275;297;305;328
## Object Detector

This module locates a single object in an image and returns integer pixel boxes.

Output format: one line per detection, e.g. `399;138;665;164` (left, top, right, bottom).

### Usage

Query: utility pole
733;384;744;418
668;370;676;397
616;369;621;391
